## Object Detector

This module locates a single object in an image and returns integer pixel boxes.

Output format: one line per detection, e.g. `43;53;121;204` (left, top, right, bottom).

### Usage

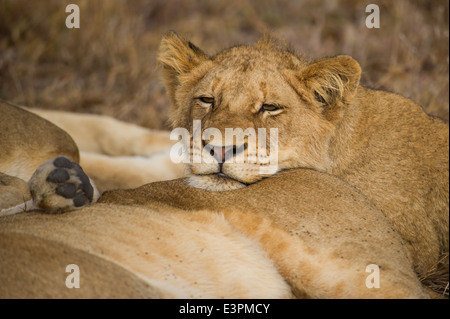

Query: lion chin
187;174;247;192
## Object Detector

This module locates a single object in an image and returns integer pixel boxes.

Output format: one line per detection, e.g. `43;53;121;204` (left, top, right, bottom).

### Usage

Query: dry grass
0;0;448;129
420;253;449;298
0;0;448;297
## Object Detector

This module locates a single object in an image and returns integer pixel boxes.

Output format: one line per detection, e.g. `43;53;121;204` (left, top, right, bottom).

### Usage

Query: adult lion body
0;32;448;298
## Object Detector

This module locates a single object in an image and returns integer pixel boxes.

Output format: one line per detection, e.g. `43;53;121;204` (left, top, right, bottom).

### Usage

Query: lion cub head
158;32;361;191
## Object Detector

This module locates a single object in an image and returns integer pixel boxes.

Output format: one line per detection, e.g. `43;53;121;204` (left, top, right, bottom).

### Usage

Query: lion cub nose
202;141;246;163
210;145;228;163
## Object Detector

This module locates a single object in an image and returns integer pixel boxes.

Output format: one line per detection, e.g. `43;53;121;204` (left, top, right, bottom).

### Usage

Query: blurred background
0;0;448;129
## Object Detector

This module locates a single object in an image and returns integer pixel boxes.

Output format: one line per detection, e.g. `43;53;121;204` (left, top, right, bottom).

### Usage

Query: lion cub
158;32;449;274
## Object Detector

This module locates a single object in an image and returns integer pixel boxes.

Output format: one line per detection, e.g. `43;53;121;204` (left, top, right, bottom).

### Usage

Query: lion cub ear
158;31;210;101
300;55;361;106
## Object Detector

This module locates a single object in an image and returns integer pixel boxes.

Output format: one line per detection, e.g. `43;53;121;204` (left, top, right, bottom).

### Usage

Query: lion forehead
213;44;306;70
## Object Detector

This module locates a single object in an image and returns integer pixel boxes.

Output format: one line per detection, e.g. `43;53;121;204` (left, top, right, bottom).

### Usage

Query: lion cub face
159;32;361;191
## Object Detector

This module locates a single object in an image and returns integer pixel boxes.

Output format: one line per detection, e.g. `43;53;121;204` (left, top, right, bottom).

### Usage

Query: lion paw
28;156;99;213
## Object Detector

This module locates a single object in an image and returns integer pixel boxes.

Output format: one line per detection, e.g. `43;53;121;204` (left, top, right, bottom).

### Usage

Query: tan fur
0;167;429;298
0;101;79;182
158;32;449;274
0;173;31;210
29;109;175;157
99;171;428;298
0;233;162;299
78;151;185;193
0;101;80;210
1;204;292;298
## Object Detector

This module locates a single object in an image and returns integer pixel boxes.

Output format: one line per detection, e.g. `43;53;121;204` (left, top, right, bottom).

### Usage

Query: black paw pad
47;168;70;183
76;170;94;202
73;193;88;207
56;183;77;198
53;156;74;169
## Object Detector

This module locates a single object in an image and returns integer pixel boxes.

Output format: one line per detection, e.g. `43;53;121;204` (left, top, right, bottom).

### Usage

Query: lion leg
30;108;176;157
0;173;33;217
79;151;185;193
0;173;30;209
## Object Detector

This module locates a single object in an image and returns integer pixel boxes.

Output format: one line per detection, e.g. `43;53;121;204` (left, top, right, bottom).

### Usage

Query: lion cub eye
260;104;283;114
198;96;215;105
